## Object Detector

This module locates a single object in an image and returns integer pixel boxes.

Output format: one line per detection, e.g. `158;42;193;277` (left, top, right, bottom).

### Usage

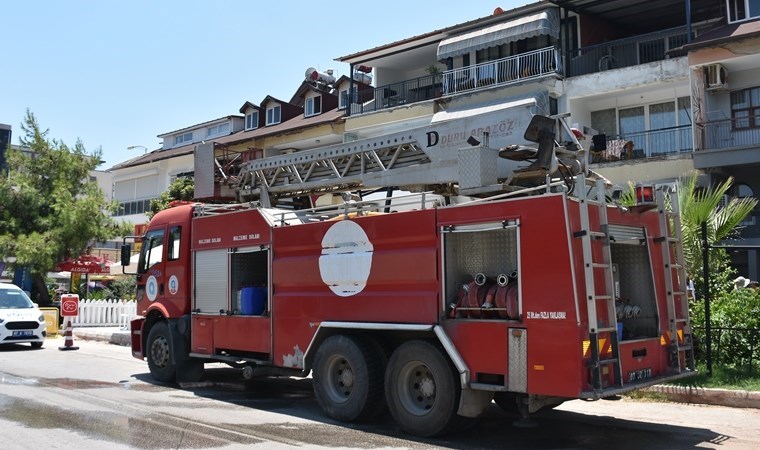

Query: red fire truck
124;114;695;437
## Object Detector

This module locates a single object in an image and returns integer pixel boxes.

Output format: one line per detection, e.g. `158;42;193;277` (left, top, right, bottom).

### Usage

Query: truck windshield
138;229;165;274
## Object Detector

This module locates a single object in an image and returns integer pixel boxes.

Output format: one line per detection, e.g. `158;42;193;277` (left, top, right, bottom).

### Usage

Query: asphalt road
1;339;759;449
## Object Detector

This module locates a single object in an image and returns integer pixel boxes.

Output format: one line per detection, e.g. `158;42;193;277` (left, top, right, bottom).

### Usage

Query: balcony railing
347;47;561;116
591;125;692;163
442;47;560;96
701;118;760;151
567;26;689;77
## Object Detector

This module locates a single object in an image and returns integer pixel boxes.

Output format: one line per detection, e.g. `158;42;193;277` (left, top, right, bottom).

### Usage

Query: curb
65;328;131;347
644;385;760;409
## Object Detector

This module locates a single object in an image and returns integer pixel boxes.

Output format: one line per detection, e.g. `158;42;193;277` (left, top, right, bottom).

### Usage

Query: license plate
628;367;652;382
12;330;33;337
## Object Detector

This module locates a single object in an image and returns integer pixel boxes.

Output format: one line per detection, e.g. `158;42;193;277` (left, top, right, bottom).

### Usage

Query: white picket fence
71;299;137;329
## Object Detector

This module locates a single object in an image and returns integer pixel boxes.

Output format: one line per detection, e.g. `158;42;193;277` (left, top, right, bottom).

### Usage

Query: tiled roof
211;108;345;147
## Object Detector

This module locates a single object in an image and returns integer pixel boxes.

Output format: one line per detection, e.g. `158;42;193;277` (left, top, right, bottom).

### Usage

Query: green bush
691;286;760;371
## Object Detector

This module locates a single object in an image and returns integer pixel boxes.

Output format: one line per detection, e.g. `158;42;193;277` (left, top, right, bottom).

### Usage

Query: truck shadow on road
131;367;731;449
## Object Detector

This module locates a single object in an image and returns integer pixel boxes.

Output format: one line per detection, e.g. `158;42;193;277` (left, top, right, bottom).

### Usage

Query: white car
0;282;46;349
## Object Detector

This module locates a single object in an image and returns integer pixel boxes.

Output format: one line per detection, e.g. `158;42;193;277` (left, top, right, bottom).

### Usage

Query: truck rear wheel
312;335;384;422
146;321;176;382
385;340;460;437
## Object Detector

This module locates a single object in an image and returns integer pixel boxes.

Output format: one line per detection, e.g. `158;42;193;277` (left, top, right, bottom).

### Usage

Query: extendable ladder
655;187;695;372
575;175;623;390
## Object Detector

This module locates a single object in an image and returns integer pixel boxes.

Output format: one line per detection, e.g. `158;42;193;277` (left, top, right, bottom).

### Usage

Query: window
731;87;760;129
266;105;281;125
207;122;230;137
728;0;760;22
736;184;756;226
339;86;358;109
305;96;321;117
115;199;153;217
169;171;194;184
245;111;259;130
590;96;693;157
168;226;181;261
138;229;164;273
590;109;617;137
174;132;192;146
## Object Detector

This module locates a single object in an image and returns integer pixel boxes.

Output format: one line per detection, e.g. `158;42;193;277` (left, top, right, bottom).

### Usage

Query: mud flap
130;318;144;359
458;388;493;417
168;315;192;365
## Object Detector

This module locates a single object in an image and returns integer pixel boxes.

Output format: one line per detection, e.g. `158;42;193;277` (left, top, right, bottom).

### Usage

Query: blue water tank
241;286;266;315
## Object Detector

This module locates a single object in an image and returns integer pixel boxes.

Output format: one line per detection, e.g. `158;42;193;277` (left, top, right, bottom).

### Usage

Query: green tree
0;110;131;304
148;176;194;219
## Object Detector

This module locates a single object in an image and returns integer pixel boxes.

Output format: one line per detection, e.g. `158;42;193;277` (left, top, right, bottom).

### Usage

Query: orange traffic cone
58;318;79;351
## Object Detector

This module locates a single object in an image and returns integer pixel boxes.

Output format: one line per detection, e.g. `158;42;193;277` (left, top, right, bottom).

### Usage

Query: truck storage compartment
230;248;268;315
442;221;519;320
609;225;659;341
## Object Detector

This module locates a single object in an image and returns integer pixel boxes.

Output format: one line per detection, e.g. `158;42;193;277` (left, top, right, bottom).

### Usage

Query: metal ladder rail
655;188;695;372
575;176;623;390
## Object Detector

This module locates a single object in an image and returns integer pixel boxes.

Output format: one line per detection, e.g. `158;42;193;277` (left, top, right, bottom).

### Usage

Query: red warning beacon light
635;184;656;205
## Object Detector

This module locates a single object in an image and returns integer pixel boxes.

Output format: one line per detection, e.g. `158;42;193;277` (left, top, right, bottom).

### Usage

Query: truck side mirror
121;244;132;266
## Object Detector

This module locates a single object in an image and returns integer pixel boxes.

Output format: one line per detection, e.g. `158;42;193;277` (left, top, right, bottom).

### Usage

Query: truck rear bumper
579;370;698;400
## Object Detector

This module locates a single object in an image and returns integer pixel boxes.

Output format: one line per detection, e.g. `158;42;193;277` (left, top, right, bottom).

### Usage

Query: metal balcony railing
347;47;561;116
567;26;689;77
591;125;692;163
701;118;760;151
441;47;560;96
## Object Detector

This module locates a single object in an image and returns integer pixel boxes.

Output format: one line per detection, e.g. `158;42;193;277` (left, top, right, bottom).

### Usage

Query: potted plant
425;64;443;97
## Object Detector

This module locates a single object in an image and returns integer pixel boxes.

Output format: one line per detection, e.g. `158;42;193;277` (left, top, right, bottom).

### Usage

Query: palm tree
618;171;756;288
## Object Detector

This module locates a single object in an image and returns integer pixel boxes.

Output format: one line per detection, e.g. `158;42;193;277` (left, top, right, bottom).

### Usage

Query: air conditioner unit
706;64;728;90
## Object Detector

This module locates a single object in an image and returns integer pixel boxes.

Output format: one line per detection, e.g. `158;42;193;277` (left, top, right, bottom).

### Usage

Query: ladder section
575;176;623;390
655;187;695;372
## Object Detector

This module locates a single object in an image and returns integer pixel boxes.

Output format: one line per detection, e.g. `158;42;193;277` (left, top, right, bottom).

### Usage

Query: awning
431;97;536;124
437;9;559;60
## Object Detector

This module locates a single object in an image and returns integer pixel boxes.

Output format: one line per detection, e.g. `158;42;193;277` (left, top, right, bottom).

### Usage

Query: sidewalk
61;326;760;410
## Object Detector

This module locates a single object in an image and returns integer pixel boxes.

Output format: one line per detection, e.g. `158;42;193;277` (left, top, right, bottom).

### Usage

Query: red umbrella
54;254;112;274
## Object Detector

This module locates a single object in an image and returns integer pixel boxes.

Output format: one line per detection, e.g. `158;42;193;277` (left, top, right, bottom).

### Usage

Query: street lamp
127;145;148;153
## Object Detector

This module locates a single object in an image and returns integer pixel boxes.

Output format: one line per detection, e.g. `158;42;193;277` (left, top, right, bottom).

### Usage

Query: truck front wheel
146;321;176;382
312;335;384;422
385;340;460;437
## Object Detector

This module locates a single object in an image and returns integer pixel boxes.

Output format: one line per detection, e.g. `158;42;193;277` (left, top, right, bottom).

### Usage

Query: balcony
567;27;689;78
701;119;760;151
347;47;561;116
694;118;760;169
591;125;692;163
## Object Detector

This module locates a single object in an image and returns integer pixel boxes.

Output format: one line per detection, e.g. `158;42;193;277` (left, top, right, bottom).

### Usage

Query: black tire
176;359;205;382
30;342;43;349
385;340;461;437
146;321;176;382
312;335;384;422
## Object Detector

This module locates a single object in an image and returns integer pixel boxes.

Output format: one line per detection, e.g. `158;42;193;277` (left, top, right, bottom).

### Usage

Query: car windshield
0;288;34;309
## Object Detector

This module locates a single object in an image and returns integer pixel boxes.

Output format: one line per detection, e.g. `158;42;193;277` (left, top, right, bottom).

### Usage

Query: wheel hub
419;377;435;398
339;366;354;388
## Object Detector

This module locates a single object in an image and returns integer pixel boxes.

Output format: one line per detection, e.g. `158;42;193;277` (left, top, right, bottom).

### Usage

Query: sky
2;0;527;170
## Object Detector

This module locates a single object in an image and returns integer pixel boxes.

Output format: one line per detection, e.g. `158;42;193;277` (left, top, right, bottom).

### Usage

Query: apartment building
685;1;760;279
